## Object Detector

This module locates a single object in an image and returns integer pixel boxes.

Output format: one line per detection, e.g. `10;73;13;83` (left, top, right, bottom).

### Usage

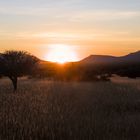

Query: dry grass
0;78;140;140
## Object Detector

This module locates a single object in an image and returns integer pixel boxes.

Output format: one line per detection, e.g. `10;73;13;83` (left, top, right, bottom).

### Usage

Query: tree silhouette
0;51;39;91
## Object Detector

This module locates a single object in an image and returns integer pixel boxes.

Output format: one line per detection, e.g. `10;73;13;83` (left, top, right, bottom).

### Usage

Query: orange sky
0;0;140;61
0;36;140;61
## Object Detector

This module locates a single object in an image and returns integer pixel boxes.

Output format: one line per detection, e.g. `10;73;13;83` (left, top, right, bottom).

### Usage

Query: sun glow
45;44;79;64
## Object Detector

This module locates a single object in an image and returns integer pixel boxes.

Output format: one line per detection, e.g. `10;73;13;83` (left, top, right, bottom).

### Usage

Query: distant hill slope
81;51;140;64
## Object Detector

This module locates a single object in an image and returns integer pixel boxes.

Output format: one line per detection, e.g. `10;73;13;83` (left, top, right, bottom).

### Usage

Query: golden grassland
0;78;140;140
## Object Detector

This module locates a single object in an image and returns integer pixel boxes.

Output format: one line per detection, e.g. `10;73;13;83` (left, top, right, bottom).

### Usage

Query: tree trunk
9;76;17;91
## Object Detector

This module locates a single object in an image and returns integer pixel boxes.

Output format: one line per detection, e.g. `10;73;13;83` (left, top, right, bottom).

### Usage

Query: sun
45;44;78;64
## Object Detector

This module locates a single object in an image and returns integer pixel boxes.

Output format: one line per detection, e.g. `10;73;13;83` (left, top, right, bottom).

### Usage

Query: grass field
0;78;140;140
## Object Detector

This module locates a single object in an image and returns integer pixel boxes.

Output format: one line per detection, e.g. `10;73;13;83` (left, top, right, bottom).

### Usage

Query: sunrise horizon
1;46;140;63
0;0;140;62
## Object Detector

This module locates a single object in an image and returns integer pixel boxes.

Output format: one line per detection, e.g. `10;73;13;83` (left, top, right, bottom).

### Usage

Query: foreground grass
0;78;140;140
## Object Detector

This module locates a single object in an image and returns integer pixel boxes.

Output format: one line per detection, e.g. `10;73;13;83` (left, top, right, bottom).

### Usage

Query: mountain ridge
81;50;140;64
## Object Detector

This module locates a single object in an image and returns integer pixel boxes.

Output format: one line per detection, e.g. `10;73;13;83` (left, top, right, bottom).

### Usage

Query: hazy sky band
0;0;140;59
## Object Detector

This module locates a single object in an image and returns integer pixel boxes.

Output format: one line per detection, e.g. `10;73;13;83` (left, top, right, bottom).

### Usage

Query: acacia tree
0;51;39;91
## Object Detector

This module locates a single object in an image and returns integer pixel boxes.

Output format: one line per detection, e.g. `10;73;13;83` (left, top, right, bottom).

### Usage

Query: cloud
0;2;139;20
0;7;51;16
65;10;140;22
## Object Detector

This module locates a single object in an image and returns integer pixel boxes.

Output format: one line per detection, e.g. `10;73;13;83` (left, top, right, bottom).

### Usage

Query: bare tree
0;51;39;91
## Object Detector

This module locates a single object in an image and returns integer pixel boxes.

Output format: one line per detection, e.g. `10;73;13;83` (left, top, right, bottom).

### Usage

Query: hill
81;51;140;64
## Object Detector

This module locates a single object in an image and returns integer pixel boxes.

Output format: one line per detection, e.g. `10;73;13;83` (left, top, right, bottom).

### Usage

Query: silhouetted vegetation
0;50;140;91
0;51;39;91
36;61;140;82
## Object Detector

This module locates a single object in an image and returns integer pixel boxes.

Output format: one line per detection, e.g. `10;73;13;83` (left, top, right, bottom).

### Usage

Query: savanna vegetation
0;51;38;91
0;50;140;140
36;61;140;82
0;50;140;91
0;78;140;140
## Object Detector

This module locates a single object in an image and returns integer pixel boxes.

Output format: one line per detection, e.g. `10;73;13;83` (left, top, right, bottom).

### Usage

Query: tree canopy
0;51;39;91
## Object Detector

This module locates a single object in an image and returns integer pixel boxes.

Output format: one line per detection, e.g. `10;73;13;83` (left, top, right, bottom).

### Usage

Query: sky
0;0;140;60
